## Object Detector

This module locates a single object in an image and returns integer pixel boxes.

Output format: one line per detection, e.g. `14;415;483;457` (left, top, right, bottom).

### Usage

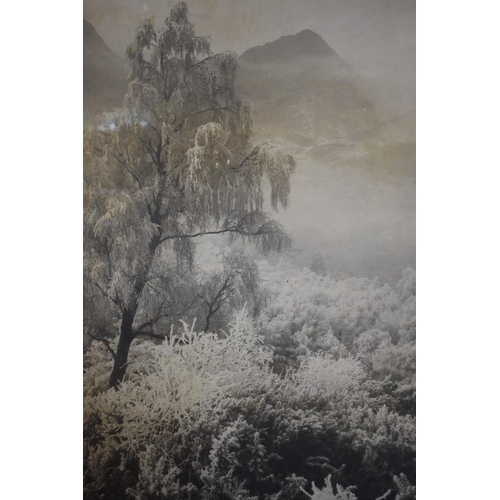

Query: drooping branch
158;227;236;243
231;148;259;172
158;211;290;248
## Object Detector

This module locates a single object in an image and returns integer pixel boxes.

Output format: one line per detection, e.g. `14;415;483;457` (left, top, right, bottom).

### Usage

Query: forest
83;3;416;499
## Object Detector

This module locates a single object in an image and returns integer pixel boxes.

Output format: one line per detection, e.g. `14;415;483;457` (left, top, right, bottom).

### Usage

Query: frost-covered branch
133;331;166;341
188;51;235;70
87;328;118;362
158;211;291;254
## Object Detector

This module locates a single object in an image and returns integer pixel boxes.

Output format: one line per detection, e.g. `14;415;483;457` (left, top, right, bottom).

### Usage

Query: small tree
83;2;296;388
310;252;326;275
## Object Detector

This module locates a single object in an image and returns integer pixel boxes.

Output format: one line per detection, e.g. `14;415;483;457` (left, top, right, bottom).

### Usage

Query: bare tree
197;249;265;333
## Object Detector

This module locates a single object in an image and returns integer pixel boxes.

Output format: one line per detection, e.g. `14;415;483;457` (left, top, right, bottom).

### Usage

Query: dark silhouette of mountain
238;30;379;149
83;20;128;124
240;29;348;67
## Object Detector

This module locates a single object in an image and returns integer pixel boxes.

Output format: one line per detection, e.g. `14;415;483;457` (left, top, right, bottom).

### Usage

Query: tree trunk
108;212;163;389
109;310;135;389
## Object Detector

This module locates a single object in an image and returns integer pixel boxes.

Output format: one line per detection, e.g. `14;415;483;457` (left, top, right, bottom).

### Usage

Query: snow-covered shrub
393;473;416;500
84;310;274;498
258;260;415;363
301;475;357;500
295;354;364;399
256;260;416;418
84;271;416;500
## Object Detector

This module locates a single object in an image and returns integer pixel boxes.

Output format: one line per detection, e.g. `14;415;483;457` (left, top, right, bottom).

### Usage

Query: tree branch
172;103;235;134
93;281;122;309
159;227;236;244
87;328;118;362
231;148;259;172
188;51;233;71
133;331;166;341
158;222;280;244
110;150;145;191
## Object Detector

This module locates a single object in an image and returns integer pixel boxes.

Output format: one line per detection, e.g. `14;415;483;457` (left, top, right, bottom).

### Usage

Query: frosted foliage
194;122;226;149
195;249;264;332
201;416;262;498
184;123;228;202
83;341;115;395
256;141;296;210
354;329;391;356
123;80;160;116
259;260;416;359
96;310;270;422
301;475;358;500
393;473;416;500
222;249;260;308
297;355;365;398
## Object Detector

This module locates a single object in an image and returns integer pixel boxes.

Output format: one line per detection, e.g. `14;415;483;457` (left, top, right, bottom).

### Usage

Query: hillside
237;30;379;149
83;20;128;124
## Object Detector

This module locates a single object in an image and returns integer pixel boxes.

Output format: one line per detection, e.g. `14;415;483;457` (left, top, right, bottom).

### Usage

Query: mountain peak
240;29;344;65
294;29;330;42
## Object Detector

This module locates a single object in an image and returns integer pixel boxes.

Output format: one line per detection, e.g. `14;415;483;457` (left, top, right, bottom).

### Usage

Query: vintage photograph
83;1;416;498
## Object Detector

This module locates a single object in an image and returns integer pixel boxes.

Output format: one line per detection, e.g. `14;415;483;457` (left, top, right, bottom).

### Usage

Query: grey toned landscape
83;1;415;498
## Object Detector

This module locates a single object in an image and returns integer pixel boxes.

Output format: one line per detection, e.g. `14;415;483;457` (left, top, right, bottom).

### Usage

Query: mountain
237;30;379;152
240;29;348;66
82;24;410;153
83;20;128;124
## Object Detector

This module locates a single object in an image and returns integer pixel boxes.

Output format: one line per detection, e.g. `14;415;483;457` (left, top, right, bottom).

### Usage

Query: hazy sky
84;0;415;107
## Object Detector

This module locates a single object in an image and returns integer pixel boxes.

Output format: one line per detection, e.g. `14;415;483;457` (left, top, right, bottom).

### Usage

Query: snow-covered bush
84;310;274;498
257;260;416;417
301;475;357;500
84;304;415;499
259;260;415;360
84;258;416;499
